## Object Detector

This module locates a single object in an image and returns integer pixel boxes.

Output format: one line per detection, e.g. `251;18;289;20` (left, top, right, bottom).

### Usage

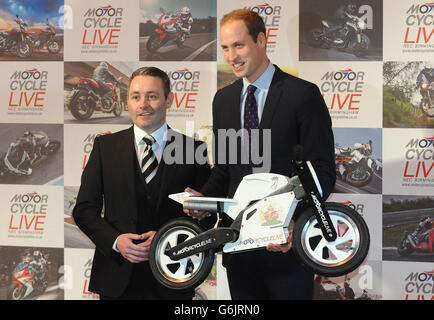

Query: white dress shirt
113;123;168;252
240;61;275;127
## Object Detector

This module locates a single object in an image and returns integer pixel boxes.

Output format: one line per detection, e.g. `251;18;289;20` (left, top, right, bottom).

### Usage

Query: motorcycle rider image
326;2;358;45
3;132;35;176
398;217;434;255
92;61;118;104
416;66;434;117
29;250;47;286
413;217;433;246
177;6;193;44
2;130;60;177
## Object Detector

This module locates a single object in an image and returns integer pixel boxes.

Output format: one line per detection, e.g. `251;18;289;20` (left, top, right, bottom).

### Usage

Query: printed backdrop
0;0;433;301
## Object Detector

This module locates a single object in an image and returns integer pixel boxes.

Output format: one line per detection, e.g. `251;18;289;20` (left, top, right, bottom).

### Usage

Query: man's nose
226;48;237;62
139;96;151;108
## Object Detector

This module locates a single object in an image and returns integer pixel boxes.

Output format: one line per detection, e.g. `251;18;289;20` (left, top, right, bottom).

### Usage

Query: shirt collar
242;61;275;93
133;123;168;149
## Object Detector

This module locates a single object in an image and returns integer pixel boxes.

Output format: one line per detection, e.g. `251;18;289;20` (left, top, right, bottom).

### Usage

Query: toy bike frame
150;152;370;290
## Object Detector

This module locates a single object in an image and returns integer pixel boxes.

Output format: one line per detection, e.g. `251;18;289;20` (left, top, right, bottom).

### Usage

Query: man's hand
116;231;156;263
183;187;210;221
266;220;295;253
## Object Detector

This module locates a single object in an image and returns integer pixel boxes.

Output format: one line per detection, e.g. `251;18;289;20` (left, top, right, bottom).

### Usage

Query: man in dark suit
72;67;210;300
186;9;335;299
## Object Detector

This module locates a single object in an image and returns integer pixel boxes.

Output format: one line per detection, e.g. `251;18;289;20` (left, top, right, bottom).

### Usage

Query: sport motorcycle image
0;14;33;58
416;71;434;117
146;8;191;54
28;18;62;54
307;12;370;58
0;131;60;178
68;76;122;120
335;140;381;188
7;261;48;300
149;146;370;290
397;217;434;257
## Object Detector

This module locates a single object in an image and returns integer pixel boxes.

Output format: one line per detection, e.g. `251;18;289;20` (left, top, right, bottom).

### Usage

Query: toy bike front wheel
149;218;215;290
292;202;370;277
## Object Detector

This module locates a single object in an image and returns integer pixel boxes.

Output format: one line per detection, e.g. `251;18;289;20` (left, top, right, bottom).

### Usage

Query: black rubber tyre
345;167;373;188
69;91;94;120
149;218;214;290
292;202;370;277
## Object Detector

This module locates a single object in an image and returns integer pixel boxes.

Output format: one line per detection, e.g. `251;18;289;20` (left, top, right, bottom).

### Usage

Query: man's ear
257;31;267;48
166;92;174;109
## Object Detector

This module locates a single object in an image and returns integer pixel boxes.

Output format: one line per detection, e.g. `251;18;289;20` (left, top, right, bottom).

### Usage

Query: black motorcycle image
0;14;33;58
0;131;60;178
307;13;370;58
68;77;122;120
416;72;434;117
28;18;62;54
397;217;434;257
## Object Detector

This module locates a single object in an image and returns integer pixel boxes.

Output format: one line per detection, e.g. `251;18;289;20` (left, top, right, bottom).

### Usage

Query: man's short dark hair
221;9;266;43
128;66;171;98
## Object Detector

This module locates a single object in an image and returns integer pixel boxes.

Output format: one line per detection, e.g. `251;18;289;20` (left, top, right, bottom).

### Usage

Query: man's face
128;75;173;133
220;19;267;83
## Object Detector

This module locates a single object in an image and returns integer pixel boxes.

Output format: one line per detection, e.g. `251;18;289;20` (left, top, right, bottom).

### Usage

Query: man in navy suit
73;67;210;299
186;9;335;299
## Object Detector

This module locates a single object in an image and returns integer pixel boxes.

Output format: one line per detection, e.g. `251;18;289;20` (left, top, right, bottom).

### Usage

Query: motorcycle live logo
7;192;48;238
245;3;281;53
81;5;123;51
81;131;112;170
166;68;200;116
319;68;365;119
8;68;47;115
404;270;434;300
403;2;434;50
403;136;434;185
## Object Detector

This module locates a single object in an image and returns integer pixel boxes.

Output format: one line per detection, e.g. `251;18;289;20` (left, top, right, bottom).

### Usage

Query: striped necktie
141;135;158;184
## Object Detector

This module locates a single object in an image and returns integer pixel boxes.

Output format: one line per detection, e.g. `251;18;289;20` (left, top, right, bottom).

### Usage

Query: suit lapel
259;65;285;130
227;79;243;131
117;126;139;219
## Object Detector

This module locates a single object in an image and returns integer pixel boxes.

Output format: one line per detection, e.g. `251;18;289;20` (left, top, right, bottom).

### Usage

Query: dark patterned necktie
141;135;158;184
243;85;259;163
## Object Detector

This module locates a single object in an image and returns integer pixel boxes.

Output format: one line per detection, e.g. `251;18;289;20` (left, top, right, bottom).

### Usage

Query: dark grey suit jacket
73;126;210;297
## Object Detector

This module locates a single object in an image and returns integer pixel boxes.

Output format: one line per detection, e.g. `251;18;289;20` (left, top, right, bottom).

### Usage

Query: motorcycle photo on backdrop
416;67;434;117
335;140;381;188
68;73;122;120
28;18;62;54
397;217;434;257
0;131;60;178
148;146;370;290
7;250;48;300
146;7;193;55
307;12;370;58
0;14;33;58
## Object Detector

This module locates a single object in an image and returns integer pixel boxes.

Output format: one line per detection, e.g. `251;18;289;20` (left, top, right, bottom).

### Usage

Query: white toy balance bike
149;146;370;290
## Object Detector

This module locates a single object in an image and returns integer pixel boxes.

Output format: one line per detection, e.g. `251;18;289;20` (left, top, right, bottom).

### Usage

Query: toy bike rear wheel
292;202;370;277
149;218;214;290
